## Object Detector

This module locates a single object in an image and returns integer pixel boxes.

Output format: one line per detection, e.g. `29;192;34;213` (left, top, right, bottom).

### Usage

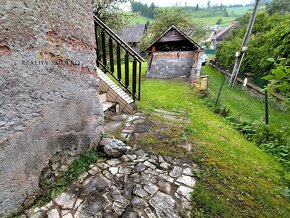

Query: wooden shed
145;25;204;79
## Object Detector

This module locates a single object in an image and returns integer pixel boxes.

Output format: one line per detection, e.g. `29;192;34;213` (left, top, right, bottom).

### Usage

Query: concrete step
102;101;117;112
100;92;107;104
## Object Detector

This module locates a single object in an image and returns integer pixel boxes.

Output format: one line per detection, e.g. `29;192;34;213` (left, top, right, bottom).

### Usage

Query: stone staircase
97;68;136;115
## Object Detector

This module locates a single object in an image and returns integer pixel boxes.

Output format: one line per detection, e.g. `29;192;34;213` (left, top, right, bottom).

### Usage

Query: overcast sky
135;0;255;7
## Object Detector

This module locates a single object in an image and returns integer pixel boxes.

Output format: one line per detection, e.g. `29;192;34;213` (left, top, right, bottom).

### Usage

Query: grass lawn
129;13;236;27
127;13;152;25
193;16;236;27
226;6;253;16
203;65;290;128
136;68;290;217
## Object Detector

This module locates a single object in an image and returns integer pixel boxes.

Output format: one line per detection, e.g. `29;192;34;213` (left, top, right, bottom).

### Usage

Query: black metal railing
94;15;145;101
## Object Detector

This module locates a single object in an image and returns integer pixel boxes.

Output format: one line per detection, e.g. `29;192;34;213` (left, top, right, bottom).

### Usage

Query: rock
111;114;128;121
143;161;156;169
157;181;172;194
144;169;158;176
111;186;125;204
103;211;118;218
78;172;88;183
122;207;140;218
54;192;77;209
176;186;192;200
109;167;119;175
112;202;126;216
88;166;101;175
121;155;129;162
149;192;180;218
51;163;59;171
30;212;43;218
158;155;165;163
62;213;73;218
47;209;60;218
141;173;152;181
144;183;159;195
134;149;145;156
59;165;69;172
133;185;148;198
104;170;114;180
74;199;83;209
182;168;193;176
100;138;128;158
40;201;53;211
144;207;157;218
75;193;111;217
103;121;123;134
98;162;109;169
134;163;147;173
107;159;121;166
160;162;170;170
131;196;148;208
119;166;132;175
176;175;195;188
127;154;137;160
123;183;134;199
169;166;182;178
81;175;111;195
159;174;174;183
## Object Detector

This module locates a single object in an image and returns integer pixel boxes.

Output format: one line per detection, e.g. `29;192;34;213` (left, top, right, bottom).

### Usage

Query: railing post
95;27;100;67
132;60;137;97
138;62;141;100
265;89;269;125
101;30;107;67
117;45;122;80
109;37;114;73
125;52;129;88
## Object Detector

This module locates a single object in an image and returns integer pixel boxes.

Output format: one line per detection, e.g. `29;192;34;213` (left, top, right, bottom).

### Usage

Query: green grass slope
136;69;290;217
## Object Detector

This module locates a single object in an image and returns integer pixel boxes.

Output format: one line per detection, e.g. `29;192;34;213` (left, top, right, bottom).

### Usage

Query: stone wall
146;51;199;79
0;0;103;216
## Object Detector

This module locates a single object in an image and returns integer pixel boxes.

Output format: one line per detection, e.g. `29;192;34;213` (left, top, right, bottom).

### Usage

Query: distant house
145;25;203;79
211;20;238;50
120;24;147;53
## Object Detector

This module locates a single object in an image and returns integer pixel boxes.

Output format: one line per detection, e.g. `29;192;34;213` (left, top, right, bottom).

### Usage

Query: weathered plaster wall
146;51;198;79
0;0;103;216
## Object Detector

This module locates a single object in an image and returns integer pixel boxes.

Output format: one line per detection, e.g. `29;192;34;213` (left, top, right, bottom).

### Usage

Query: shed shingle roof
120;24;147;43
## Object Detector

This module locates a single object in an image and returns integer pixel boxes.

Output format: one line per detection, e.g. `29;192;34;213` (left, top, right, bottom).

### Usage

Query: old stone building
0;0;104;216
146;25;204;79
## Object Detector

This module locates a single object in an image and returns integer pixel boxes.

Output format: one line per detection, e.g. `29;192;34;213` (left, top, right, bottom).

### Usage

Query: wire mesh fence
206;62;289;128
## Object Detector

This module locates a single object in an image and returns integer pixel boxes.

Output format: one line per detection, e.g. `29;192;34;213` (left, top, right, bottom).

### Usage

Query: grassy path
136;78;290;217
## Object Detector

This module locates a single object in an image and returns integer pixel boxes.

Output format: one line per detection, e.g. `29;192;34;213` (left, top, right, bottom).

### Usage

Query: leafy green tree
140;8;208;50
264;59;290;102
93;0;131;30
266;0;290;15
215;11;290;89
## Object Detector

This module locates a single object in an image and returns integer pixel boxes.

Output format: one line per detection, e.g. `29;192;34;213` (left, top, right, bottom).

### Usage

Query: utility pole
229;0;260;87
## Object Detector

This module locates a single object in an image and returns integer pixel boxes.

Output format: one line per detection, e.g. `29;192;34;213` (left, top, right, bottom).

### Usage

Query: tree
215;11;290;88
140;8;209;49
195;3;199;11
267;0;290;15
93;0;131;30
207;0;211;10
264;58;290;103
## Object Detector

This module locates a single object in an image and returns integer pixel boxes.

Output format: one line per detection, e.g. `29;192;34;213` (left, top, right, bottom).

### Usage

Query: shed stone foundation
0;0;103;216
147;51;198;79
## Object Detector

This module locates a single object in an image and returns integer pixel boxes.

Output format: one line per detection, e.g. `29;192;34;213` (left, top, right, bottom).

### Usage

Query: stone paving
25;113;196;218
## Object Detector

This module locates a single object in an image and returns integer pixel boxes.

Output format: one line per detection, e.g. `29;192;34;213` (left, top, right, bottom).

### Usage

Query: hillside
129;6;254;27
